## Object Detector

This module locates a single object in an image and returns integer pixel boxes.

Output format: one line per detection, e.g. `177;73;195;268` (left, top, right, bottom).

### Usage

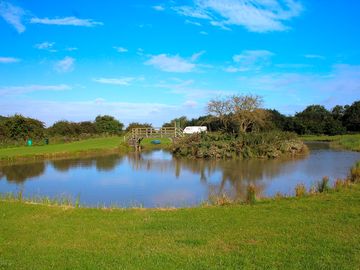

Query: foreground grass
1;186;360;269
301;134;360;151
0;136;128;162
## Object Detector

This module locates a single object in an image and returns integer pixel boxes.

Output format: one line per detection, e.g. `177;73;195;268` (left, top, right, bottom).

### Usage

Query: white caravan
183;126;207;134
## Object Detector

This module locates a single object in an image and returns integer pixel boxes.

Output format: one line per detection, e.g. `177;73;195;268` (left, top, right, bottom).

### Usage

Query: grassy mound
173;132;307;159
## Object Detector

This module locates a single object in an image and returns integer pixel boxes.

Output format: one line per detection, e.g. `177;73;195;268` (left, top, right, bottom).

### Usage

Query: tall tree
343;101;360;131
207;97;231;131
229;94;268;133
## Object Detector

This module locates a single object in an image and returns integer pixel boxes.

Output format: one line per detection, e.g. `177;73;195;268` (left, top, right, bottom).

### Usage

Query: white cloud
172;5;211;19
155;79;229;99
54;57;75;73
235;64;360;113
200;31;208;35
0;57;20;63
191;50;206;61
225;50;274;72
35;41;56;51
173;0;303;32
113;46;128;53
93;77;135;86
0;1;25;33
145;54;196;73
0;84;71;95
30;16;103;27
153;5;165;11
184;100;198;108
185;19;202;26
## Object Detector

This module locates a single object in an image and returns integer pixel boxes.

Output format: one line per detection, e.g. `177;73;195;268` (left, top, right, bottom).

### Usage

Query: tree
343;101;360;132
266;109;289;131
95;115;123;134
295;105;345;135
229;94;268;133
125;122;152;132
1;114;45;141
331;105;345;121
48;121;80;136
162;116;188;129
207;97;231;131
78;121;97;134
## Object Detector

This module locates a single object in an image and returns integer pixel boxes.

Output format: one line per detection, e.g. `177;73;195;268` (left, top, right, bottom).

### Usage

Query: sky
0;0;360;127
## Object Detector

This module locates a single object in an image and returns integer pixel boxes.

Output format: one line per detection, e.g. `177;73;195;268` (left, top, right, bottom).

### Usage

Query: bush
95;115;123;134
172;131;307;159
0;114;45;142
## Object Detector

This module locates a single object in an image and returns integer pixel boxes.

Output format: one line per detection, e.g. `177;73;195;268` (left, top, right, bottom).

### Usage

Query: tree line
0;115;124;143
0;97;359;144
165;97;360;135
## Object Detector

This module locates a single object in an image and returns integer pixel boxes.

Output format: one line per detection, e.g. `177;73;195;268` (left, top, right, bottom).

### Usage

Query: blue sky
0;0;359;126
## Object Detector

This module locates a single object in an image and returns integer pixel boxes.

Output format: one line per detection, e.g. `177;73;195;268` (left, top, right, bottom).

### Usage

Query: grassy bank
0;184;359;269
301;134;360;151
0;136;129;162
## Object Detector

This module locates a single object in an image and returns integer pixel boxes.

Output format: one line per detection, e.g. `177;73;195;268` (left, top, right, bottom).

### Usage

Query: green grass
0;186;360;269
0;136;129;162
301;134;360;151
140;137;173;149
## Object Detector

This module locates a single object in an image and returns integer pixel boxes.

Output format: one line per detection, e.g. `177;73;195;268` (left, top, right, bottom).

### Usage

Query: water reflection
0;162;45;183
51;154;124;172
0;143;359;207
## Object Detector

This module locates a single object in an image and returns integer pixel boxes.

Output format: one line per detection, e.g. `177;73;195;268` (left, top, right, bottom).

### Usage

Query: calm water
0;142;359;207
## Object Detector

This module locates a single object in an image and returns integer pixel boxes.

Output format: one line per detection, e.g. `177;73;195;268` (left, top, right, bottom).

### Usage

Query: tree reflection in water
51;154;124;172
0;162;45;184
0;150;305;203
126;151;306;202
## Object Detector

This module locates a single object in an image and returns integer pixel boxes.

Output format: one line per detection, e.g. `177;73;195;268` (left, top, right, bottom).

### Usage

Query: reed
295;184;307;197
316;176;330;193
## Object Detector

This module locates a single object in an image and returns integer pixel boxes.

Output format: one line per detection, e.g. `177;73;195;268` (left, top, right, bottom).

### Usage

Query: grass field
0;137;128;162
0;185;359;269
301;134;360;151
140;137;173;149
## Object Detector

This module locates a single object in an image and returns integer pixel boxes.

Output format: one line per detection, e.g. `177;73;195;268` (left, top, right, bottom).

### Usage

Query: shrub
95;115;123;134
172;131;307;159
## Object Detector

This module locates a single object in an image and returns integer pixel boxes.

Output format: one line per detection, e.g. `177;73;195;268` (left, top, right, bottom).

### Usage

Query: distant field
0;136;128;161
1;185;359;269
301;134;360;151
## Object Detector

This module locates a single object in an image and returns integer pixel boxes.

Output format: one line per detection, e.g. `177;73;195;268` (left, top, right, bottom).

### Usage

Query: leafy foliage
0;114;45;142
343;101;360;132
95;115;124;134
125;122;152;132
173;132;307;159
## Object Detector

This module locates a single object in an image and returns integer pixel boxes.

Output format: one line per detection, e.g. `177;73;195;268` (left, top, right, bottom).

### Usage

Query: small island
173;95;307;159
